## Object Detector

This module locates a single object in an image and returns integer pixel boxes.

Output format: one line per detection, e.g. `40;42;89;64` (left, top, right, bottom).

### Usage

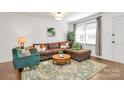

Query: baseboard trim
91;56;124;64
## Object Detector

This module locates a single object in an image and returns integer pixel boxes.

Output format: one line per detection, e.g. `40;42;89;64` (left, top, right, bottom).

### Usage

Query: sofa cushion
65;49;91;55
48;42;59;49
65;49;91;62
40;49;64;56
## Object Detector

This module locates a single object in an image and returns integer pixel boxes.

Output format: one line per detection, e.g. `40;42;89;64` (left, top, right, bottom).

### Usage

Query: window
75;24;85;43
75;19;96;45
85;22;96;44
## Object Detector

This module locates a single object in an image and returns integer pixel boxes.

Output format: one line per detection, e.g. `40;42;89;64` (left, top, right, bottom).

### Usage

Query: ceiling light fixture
54;12;64;20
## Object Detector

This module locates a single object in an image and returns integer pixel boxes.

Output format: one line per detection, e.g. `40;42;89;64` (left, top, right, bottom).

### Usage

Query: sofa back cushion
48;42;59;49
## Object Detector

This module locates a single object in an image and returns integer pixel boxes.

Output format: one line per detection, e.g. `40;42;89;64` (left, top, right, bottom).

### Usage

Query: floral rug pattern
21;59;107;80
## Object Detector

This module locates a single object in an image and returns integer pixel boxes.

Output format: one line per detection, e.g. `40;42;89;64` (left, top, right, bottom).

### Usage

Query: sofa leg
69;59;71;64
52;60;55;64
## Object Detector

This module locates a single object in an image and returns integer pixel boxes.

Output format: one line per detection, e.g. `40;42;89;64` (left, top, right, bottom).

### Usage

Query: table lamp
18;37;26;49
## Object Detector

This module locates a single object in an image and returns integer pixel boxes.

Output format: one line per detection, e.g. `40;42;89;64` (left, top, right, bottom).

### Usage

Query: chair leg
18;68;22;72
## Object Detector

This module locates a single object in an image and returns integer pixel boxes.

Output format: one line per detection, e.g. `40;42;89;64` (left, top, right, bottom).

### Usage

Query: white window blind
86;22;96;44
75;24;85;43
75;19;96;45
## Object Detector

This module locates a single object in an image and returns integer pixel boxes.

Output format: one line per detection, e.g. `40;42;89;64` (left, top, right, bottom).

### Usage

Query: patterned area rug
21;59;107;80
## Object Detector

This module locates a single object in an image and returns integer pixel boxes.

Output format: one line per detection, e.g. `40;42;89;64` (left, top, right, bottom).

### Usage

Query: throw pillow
71;42;81;50
20;48;31;57
60;45;67;49
41;47;46;52
65;42;70;48
35;45;42;52
29;48;37;54
40;44;47;52
40;44;47;49
59;42;65;46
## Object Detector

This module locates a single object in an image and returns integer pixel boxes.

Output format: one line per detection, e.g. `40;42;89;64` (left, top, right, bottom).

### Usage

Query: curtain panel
73;24;77;41
96;16;102;56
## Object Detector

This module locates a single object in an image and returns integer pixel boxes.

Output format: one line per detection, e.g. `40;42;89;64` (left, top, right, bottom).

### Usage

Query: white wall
0;13;68;63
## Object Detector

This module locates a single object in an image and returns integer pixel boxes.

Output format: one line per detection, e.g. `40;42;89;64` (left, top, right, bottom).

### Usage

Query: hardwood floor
0;57;124;80
0;62;20;80
91;57;124;80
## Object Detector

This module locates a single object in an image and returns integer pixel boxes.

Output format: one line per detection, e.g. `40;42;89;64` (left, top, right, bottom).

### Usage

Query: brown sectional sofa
65;49;91;62
33;41;91;62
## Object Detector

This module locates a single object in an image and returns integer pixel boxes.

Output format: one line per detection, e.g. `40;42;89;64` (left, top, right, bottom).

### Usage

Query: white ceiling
18;12;97;22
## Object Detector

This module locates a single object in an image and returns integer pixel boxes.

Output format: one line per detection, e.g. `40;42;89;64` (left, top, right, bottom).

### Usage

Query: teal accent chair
12;47;40;69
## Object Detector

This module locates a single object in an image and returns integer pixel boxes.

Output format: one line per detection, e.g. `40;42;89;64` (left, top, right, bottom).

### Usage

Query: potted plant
58;50;64;58
67;31;75;47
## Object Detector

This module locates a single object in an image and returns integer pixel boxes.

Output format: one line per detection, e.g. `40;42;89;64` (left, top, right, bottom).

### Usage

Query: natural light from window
75;19;96;45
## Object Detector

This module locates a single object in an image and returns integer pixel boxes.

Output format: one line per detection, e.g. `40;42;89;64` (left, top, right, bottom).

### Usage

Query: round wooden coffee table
52;54;71;65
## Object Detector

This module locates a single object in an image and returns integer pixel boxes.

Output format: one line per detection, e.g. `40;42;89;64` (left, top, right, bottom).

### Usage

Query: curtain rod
74;16;101;25
71;13;103;25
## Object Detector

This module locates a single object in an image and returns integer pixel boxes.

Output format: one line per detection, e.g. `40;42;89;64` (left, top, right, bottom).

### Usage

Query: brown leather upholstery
40;49;64;56
48;42;59;49
65;49;91;62
33;41;91;61
33;43;48;50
